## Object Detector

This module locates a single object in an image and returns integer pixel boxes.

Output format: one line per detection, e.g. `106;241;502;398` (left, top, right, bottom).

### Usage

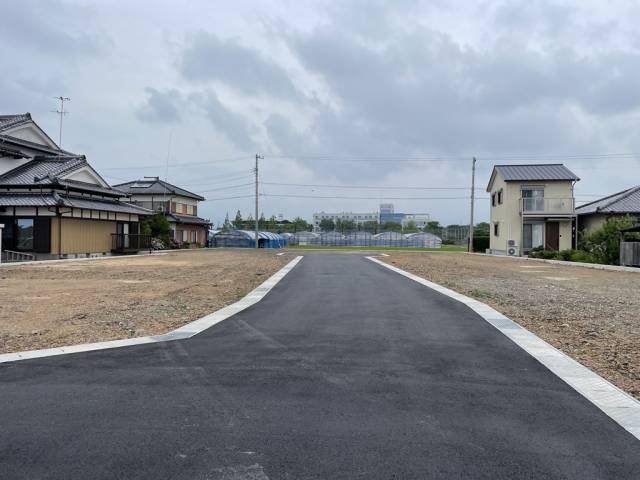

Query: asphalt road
1;253;639;479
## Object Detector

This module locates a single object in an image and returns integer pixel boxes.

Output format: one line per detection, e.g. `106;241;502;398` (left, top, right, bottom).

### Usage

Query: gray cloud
191;91;256;151
0;0;111;58
137;88;182;124
180;32;298;98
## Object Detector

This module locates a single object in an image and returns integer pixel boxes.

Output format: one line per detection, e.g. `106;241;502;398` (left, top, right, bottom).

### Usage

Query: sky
2;0;640;226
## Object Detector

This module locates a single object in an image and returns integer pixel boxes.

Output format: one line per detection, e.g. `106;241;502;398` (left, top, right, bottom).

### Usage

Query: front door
545;222;559;250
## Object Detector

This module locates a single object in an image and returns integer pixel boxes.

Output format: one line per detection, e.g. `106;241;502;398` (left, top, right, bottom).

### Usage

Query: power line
196;182;255;194
261;193;489;200
201;194;254;202
261;181;469;190
99;155;251;171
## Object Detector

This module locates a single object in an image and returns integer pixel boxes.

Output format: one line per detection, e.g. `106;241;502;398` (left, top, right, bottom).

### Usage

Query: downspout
57;206;62;259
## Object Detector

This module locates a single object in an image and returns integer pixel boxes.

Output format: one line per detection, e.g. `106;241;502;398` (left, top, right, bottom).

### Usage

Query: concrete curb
0;256;303;364
367;256;640;441
471;252;640;273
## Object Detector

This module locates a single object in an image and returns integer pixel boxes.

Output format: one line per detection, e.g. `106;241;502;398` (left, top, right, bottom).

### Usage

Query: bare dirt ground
0;250;289;354
383;252;640;399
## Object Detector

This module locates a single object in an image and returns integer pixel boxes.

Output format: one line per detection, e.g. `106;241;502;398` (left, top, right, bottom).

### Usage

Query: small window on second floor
497;189;503;204
491;193;496;207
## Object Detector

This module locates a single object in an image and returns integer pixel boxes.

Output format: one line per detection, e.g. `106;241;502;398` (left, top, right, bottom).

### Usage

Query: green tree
336;219;356;232
381;221;402;231
233;210;243;229
582;216;637;265
319;218;335;231
223;212;232;230
403;220;419;233
424;220;441;234
474;222;490;236
362;221;379;234
144;212;171;242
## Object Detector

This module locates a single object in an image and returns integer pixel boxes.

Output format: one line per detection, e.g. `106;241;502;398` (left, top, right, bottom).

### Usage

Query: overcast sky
2;0;640;226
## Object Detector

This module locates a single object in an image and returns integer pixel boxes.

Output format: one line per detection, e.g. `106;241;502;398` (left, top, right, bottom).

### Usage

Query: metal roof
114;178;205;201
576;186;640;215
488;164;580;191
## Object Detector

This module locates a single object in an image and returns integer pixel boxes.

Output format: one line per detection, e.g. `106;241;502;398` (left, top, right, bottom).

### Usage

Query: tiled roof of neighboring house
0;155;87;184
0;142;26;158
62;196;153;215
0;113;32;132
0;134;67;156
114;177;205;201
576;186;640;215
494;164;580;182
0;192;61;207
55;178;126;196
0;192;152;215
166;213;211;225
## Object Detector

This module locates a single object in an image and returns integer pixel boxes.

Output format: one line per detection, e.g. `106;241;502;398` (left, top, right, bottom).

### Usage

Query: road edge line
366;255;640;441
0;255;303;364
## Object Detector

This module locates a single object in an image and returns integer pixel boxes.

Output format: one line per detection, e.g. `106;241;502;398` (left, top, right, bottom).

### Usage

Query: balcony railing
111;234;152;253
520;197;575;215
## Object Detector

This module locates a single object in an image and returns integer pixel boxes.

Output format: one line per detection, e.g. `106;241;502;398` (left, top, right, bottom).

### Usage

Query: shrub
581;216;637;265
472;236;490;252
557;249;573;261
569;250;599;263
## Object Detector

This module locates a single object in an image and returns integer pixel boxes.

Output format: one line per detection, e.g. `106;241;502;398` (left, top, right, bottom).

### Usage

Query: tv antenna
52;96;70;148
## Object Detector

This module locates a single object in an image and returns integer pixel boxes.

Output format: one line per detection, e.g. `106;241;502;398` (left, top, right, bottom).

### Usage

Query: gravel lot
0;250;289;354
383;252;640;399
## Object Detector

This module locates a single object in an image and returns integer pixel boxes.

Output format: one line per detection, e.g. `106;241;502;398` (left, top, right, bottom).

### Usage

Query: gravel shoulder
0;249;289;354
382;252;640;399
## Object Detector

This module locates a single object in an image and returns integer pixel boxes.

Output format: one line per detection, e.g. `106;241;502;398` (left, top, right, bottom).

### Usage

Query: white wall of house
489;173;575;254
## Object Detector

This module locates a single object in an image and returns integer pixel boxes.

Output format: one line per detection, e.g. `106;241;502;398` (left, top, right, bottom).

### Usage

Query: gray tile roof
0;155;87;184
0;142;26;158
0;192;152;215
166;213;211;225
114;178;205;201
494;164;580;182
576;186;640;215
0;113;32;132
0;193;61;207
62;197;153;215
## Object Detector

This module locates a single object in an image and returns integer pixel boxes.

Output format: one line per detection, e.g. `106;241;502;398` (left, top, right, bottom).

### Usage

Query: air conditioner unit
507;244;520;256
507;239;518;247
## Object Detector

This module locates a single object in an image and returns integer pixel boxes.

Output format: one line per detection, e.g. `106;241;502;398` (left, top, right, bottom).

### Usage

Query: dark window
491;193;496;207
493;223;499;236
497;189;503;204
16;218;34;251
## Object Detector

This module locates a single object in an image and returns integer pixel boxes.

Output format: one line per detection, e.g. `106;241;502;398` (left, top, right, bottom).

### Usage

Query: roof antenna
52;96;70;148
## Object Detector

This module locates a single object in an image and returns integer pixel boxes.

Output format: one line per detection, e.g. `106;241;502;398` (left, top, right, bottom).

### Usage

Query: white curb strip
367;256;640;441
0;256;303;364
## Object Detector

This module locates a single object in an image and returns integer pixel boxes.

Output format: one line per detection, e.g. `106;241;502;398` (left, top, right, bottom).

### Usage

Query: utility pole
254;153;263;249
468;157;477;253
52;96;71;147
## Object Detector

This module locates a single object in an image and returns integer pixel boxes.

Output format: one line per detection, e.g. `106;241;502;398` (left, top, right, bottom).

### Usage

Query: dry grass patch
0;250;289;354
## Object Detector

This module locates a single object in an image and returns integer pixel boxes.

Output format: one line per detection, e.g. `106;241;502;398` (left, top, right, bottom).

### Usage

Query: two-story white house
486;164;580;256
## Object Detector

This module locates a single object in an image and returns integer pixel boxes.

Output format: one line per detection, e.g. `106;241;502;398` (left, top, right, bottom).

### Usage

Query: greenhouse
210;230;288;248
404;232;442;248
292;231;319;245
